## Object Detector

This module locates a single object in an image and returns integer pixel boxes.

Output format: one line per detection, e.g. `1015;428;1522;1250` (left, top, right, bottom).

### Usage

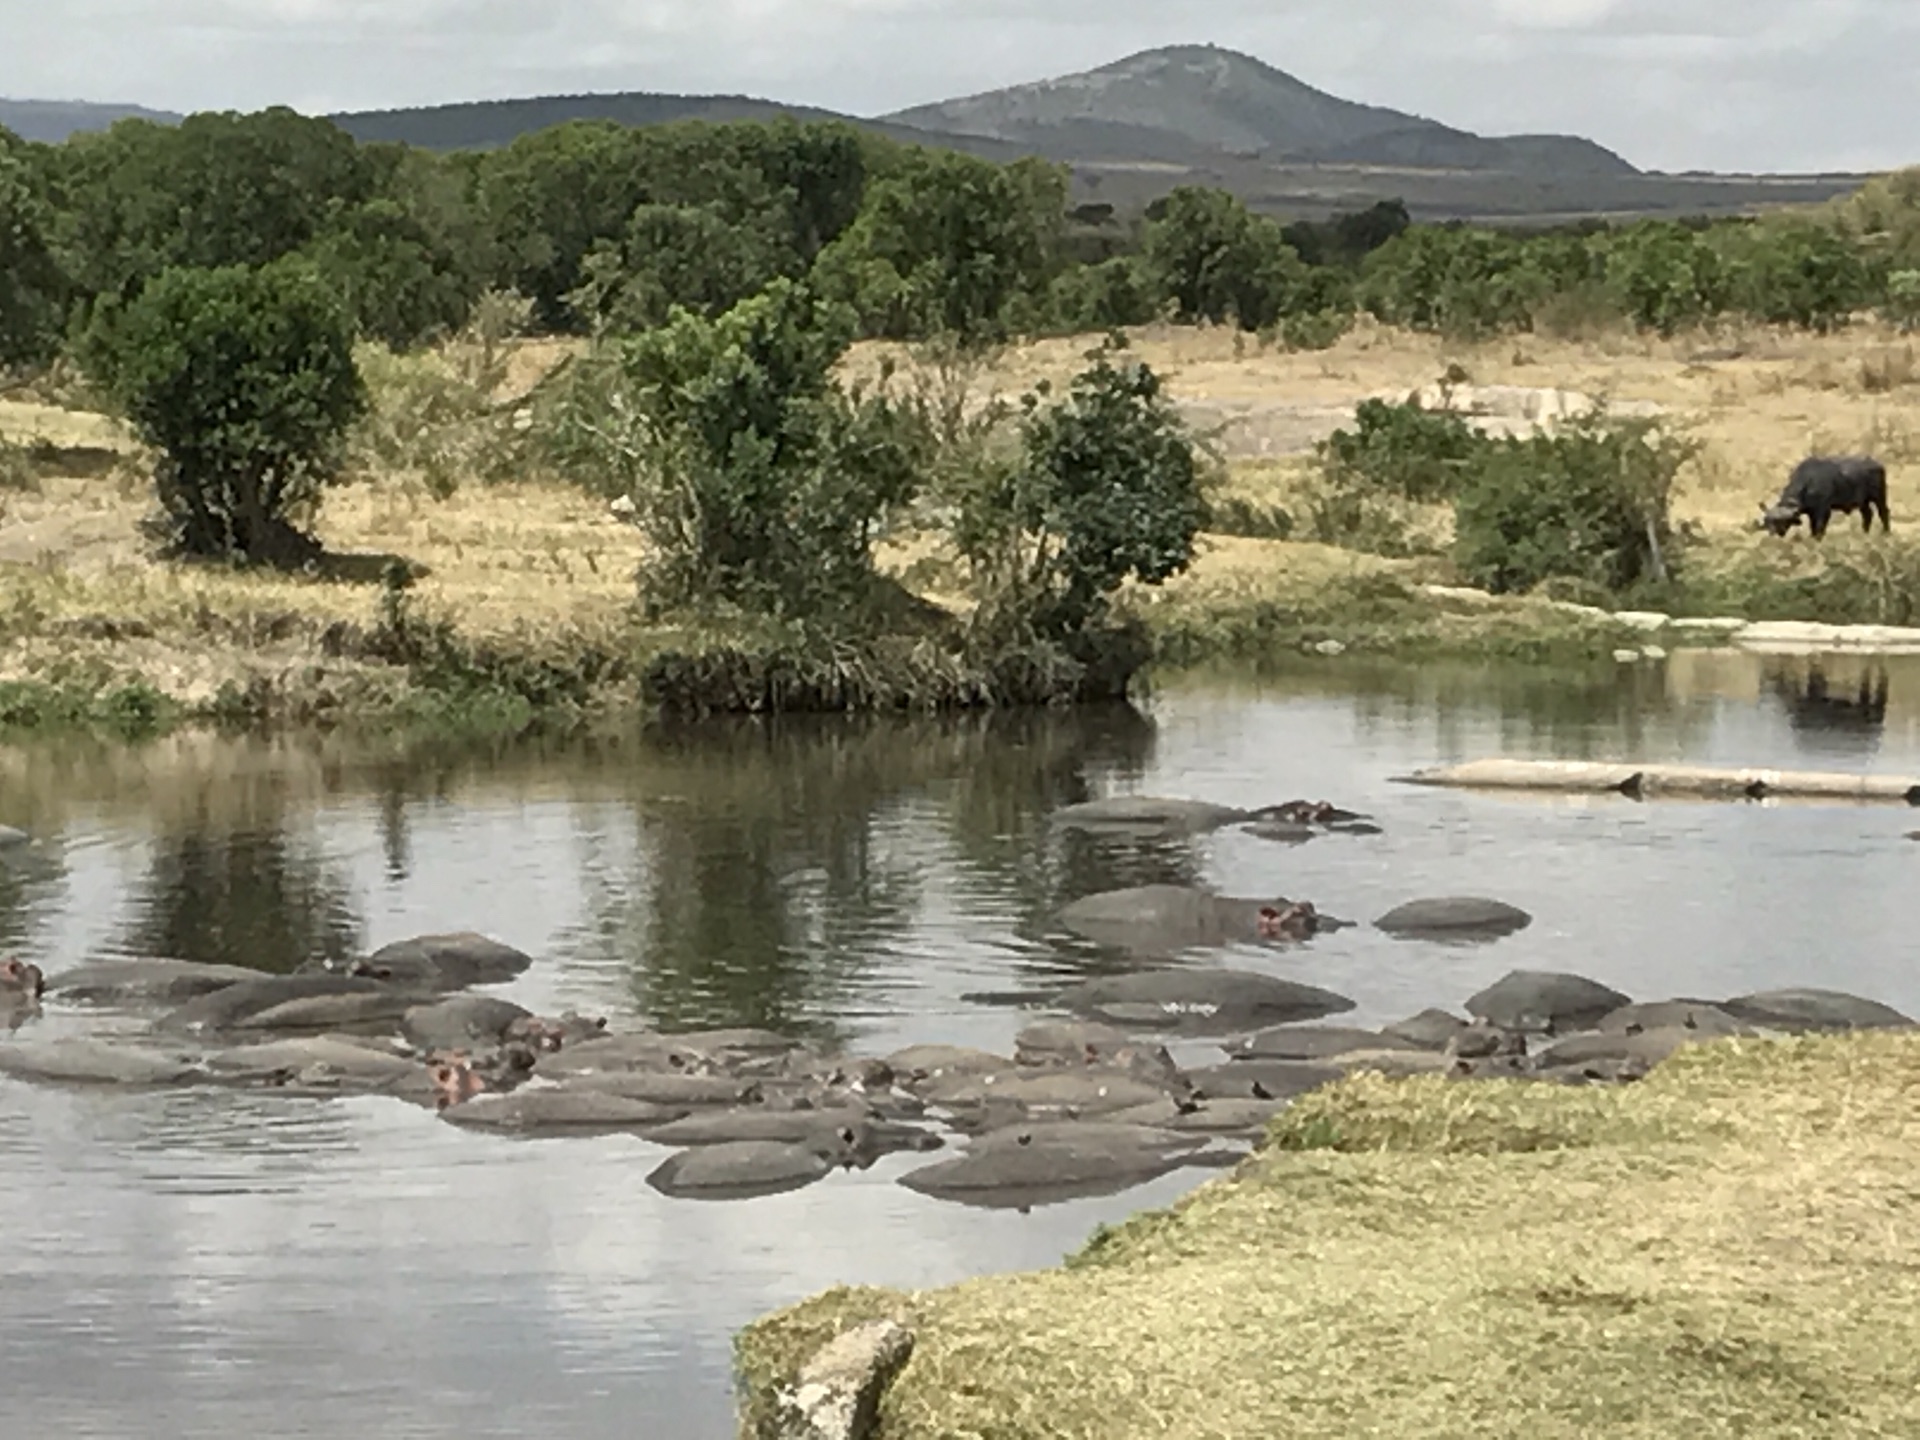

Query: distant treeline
3;105;1919;370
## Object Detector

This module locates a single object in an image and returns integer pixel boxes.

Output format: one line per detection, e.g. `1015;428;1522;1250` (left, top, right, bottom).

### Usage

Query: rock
771;1319;915;1440
1719;988;1914;1033
1228;1025;1423;1062
1613;610;1672;633
1465;970;1633;1034
45;958;261;1005
1612;649;1642;664
1375;897;1533;939
1054;968;1355;1035
1381;1008;1471;1050
0;825;29;849
1313;639;1347;656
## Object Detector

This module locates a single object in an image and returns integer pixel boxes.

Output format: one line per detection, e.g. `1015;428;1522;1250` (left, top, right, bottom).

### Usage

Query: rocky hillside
0;99;181;141
883;44;1638;176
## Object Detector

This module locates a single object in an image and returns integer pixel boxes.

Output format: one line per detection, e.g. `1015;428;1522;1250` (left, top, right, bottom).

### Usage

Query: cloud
1;0;1916;172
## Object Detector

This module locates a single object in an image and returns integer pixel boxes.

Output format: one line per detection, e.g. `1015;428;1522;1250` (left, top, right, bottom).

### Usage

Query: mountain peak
882;43;1636;175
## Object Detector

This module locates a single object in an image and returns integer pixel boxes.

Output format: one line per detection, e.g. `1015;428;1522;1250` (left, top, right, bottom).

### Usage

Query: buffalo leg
1810;509;1831;539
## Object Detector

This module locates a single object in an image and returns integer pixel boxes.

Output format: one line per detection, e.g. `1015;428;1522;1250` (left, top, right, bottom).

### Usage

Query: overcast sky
2;0;1916;174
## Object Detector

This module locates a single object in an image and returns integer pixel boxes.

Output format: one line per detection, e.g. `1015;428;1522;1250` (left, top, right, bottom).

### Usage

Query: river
2;649;1917;1439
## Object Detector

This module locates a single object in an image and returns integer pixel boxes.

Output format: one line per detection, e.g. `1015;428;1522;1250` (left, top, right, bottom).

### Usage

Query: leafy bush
0;134;65;369
1318;396;1485;503
1883;270;1920;333
1452;412;1695;595
1141;187;1307;332
1599;222;1729;336
84;256;366;563
945;338;1205;640
1714;220;1871;333
536;278;927;619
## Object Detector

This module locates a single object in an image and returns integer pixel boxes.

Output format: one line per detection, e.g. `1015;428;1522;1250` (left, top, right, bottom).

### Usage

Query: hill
327;91;1032;162
0;98;182;142
882;44;1638;176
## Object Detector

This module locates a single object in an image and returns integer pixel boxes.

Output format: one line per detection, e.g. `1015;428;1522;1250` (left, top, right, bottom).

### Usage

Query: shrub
84;256;366;564
1452;412;1695;595
946;337;1206;640
1883;270;1920;333
1317;396;1485;503
535;278;927;619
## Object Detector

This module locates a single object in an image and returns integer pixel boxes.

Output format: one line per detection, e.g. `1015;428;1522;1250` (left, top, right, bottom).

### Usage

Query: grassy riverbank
4;318;1917;737
737;1031;1920;1439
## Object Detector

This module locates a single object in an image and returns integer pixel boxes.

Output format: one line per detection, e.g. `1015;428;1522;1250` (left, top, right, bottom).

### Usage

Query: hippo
0;1039;204;1087
160;974;420;1034
928;1069;1175;1120
1052;968;1356;1035
559;1070;766;1107
533;1032;726;1078
1380;1008;1472;1050
897;1129;1240;1209
1758;454;1890;539
645;1134;860;1201
1374;897;1533;941
1;958;45;1001
1013;1021;1181;1083
229;990;427;1035
1049;797;1258;835
1533;1027;1713;1072
439;1084;691;1135
303;931;534;991
885;1045;1015;1087
1718;988;1913;1032
1055;884;1350;955
46;958;260;1005
201;1036;426;1093
0;825;29;850
1465;970;1633;1035
1179;1059;1348;1101
401;995;538;1052
646;1109;942;1157
1227;1024;1425;1063
1594;1000;1754;1037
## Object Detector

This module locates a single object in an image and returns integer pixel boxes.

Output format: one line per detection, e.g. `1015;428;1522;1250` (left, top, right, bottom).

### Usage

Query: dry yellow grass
740;1032;1920;1440
4;320;1916;705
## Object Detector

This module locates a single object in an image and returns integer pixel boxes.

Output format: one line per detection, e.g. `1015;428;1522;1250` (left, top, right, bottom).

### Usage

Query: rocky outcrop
765;1319;915;1440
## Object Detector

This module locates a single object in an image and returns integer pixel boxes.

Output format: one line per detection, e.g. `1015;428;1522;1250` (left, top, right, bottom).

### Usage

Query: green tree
87;257;367;563
1715;219;1871;332
1044;254;1163;333
303;197;477;349
1141;186;1306;330
0;129;65;368
1359;225;1553;339
812;149;1067;343
540;278;925;617
1599;222;1729;336
948;339;1205;639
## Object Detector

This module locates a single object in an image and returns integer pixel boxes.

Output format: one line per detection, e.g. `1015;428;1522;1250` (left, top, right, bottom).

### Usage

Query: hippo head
0;958;44;999
1258;901;1319;940
1758;501;1802;536
429;1058;487;1109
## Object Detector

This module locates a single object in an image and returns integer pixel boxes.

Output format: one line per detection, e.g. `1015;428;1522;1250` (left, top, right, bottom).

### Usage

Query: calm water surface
3;650;1919;1439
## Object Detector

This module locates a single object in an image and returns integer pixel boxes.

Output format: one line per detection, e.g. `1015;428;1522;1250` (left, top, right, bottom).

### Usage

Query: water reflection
1763;657;1890;757
5;653;1920;1439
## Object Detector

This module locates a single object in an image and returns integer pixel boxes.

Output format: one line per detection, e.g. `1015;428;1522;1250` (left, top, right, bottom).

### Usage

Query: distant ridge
0;98;182;142
882;44;1638;176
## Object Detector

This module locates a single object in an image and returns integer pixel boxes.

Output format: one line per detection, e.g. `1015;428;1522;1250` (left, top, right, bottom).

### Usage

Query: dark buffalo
1759;455;1891;539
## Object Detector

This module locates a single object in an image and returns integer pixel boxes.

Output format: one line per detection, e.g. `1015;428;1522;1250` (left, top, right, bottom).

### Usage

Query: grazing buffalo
1759;455;1891;538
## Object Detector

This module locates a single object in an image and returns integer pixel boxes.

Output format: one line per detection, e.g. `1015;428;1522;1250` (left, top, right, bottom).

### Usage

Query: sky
2;0;1917;174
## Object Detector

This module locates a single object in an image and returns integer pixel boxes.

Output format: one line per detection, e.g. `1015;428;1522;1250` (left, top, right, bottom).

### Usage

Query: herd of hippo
1;799;1913;1210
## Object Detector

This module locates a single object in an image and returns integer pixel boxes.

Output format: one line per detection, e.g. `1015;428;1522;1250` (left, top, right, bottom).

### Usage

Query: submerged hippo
1718;988;1914;1033
1374;897;1533;941
201;1036;425;1093
898;1129;1239;1209
1227;1024;1425;1063
401;995;536;1052
1056;884;1349;955
0;1038;204;1088
439;1083;690;1135
46;958;260;1006
1465;970;1633;1035
646;1133;860;1201
1050;797;1258;834
303;932;534;991
1052;968;1355;1035
160;974;418;1034
1;958;45;1001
